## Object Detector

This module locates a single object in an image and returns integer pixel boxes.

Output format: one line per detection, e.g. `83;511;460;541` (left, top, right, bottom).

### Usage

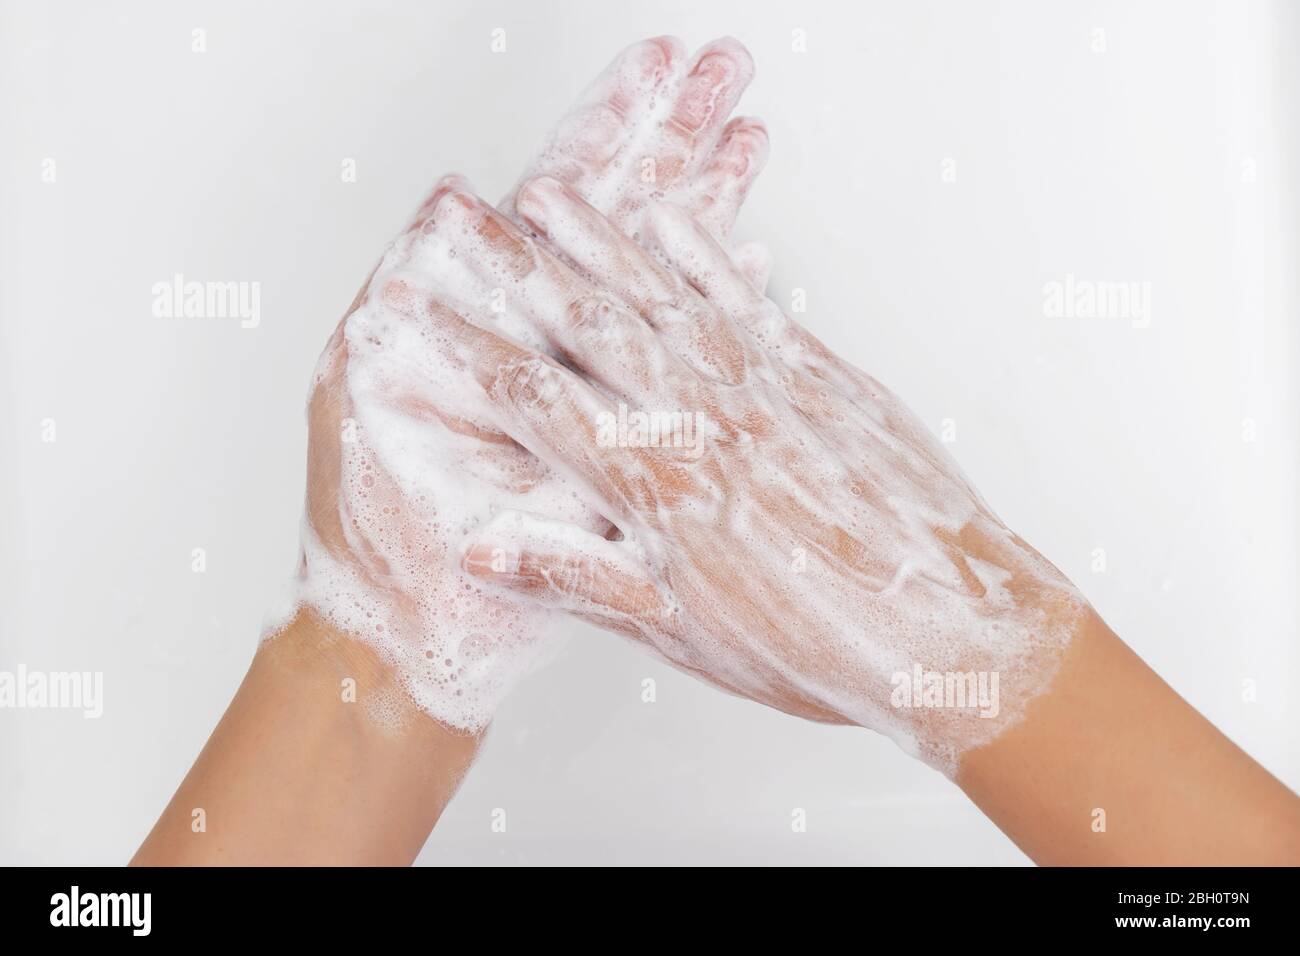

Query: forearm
131;609;481;866
957;606;1300;865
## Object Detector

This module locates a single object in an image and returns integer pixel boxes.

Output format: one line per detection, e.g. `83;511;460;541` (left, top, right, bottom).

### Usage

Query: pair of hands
293;36;1084;773
133;36;1300;869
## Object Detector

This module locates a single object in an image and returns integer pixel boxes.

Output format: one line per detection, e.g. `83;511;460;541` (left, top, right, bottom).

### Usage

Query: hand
141;36;1300;868
285;37;770;732
412;177;1088;773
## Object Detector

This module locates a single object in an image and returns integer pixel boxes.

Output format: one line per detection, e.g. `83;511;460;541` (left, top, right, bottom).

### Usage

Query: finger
647;37;755;189
461;512;847;719
395;170;562;353
462;510;669;638
463;509;852;722
381;276;670;524
643;200;784;343
645;202;880;403
732;240;773;293
406;173;476;233
430;182;694;402
516;175;751;384
686;116;770;241
500;36;687;219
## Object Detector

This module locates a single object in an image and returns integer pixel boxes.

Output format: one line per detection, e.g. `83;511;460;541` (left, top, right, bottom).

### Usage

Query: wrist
956;607;1300;864
263;607;487;808
264;607;417;725
132;609;483;865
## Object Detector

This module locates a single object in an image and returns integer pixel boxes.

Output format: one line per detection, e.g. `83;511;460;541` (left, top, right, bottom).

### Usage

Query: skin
132;610;477;865
134;37;1300;866
134;35;769;866
414;178;1300;862
134;605;1300;865
960;608;1300;865
418;176;1086;767
288;36;771;731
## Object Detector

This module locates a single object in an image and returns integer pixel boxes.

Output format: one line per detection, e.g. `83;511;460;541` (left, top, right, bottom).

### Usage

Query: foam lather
266;36;773;732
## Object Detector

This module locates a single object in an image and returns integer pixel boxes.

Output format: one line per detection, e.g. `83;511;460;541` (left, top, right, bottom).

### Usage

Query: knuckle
566;294;618;338
565;294;637;357
549;553;590;599
491;356;557;410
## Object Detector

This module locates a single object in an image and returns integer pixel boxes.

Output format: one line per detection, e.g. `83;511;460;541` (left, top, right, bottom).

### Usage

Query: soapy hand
282;37;769;731
142;35;1300;869
427;178;1089;773
142;35;1300;870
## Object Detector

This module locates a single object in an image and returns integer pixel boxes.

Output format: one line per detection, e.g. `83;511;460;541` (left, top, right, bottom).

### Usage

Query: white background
2;0;1296;865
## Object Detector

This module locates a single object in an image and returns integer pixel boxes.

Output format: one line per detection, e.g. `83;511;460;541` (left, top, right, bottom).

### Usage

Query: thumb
462;510;668;637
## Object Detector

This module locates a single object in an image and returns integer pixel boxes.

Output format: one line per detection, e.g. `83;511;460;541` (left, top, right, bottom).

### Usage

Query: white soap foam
454;187;1087;775
268;42;762;733
269;39;1080;777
